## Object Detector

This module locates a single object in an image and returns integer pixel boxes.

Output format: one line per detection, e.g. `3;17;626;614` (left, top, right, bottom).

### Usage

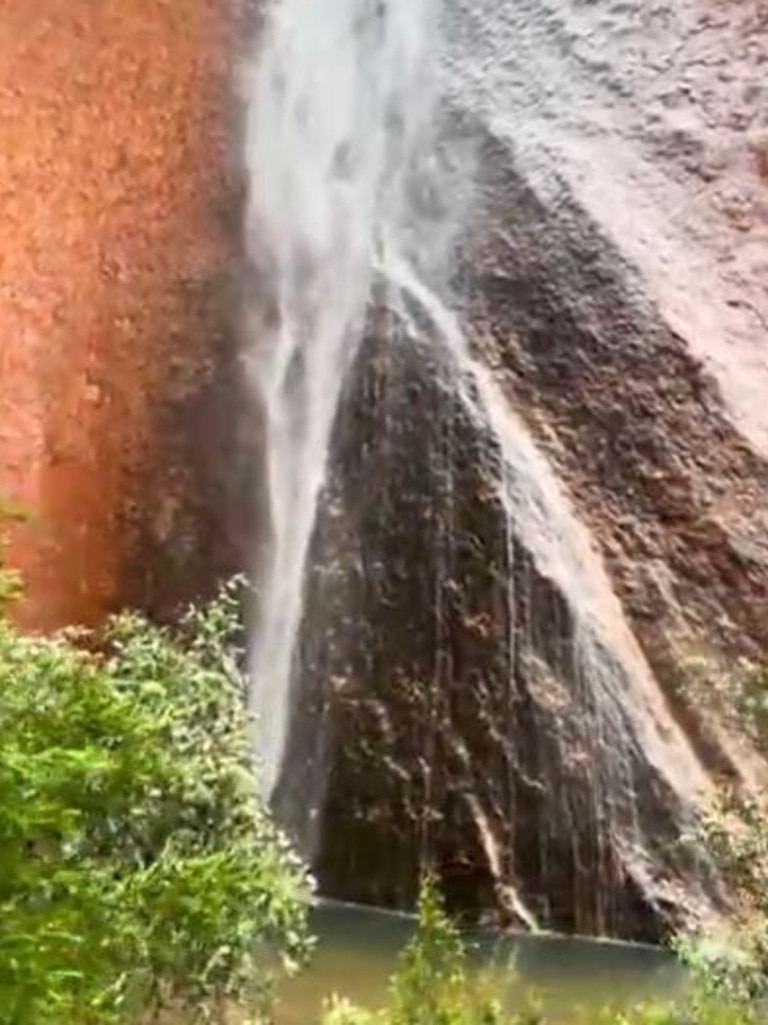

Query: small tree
322;876;538;1025
0;578;312;1025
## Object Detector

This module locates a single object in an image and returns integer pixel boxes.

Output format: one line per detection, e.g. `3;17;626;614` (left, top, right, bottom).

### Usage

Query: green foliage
696;791;768;931
604;997;755;1025
670;654;768;1017
674;932;766;1016
320;878;762;1025
383;875;512;1025
0;581;312;1025
682;655;768;756
321;876;540;1025
0;498;25;611
670;786;768;1014
612;782;768;1024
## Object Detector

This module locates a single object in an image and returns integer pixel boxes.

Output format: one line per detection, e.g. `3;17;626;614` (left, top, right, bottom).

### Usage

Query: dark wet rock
276;0;768;940
278;316;721;941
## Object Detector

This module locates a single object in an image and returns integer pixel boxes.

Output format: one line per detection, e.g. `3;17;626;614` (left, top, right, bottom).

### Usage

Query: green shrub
606;998;754;1025
321;876;540;1025
666;785;768;1018
0;499;24;611
682;656;768;756
320;878;760;1025
0;580;312;1025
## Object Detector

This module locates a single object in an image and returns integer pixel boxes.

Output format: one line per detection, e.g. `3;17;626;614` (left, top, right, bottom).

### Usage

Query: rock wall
275;0;768;939
4;0;767;942
453;0;768;776
0;0;247;630
282;314;724;942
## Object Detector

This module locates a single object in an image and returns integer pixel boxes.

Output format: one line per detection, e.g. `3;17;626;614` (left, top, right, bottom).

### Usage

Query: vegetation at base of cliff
321;876;540;1025
675;652;768;1010
671;788;768;1014
1;522;766;1025
0;501;24;611
319;876;763;1025
682;655;768;756
0;565;312;1025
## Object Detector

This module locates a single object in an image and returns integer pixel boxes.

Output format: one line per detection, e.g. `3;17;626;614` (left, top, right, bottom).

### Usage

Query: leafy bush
667;786;768;1016
0;499;24;611
0;579;312;1025
321;876;540;1025
669;648;768;1014
682;656;768;756
606;998;754;1025
321;877;760;1025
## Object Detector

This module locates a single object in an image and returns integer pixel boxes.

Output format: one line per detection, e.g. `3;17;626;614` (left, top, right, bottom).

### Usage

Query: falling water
242;0;447;799
241;0;712;932
243;0;632;807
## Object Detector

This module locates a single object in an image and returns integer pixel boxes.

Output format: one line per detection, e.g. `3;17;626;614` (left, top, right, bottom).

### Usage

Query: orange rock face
0;0;234;629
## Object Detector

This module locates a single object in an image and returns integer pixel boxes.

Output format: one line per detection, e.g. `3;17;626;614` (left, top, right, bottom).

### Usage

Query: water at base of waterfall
277;902;682;1024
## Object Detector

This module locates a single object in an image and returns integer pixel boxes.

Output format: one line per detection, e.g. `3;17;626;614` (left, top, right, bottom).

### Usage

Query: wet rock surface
279;0;768;938
285;318;720;941
450;0;768;780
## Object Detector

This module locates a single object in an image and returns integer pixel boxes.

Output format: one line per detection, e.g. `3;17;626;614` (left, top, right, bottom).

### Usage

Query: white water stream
242;0;447;799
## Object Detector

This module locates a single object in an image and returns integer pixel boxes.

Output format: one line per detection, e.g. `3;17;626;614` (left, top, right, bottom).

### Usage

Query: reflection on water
277;902;683;1024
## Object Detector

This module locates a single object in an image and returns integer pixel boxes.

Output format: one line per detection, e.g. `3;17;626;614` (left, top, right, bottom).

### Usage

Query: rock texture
454;0;768;774
276;0;768;939
0;0;246;629
5;0;768;943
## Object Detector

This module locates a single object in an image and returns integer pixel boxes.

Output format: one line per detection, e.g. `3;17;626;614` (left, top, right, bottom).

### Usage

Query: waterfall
242;0;624;812
237;0;724;936
242;0;447;800
240;0;713;934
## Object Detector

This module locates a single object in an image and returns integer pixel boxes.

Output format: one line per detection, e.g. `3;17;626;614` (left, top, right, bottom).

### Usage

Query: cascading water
241;0;721;935
244;0;650;857
242;0;448;801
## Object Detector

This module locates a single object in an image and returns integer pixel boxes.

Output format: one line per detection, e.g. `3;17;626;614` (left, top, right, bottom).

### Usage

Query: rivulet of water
242;0;446;800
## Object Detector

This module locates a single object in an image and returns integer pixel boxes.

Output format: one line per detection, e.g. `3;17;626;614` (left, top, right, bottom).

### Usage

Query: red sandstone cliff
0;0;235;630
3;0;767;942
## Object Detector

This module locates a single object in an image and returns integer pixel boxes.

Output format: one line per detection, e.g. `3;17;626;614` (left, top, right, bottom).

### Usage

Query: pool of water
277;902;683;1023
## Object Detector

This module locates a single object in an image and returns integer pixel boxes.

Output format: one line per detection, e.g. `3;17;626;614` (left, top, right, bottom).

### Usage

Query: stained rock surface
278;0;768;939
452;0;768;768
